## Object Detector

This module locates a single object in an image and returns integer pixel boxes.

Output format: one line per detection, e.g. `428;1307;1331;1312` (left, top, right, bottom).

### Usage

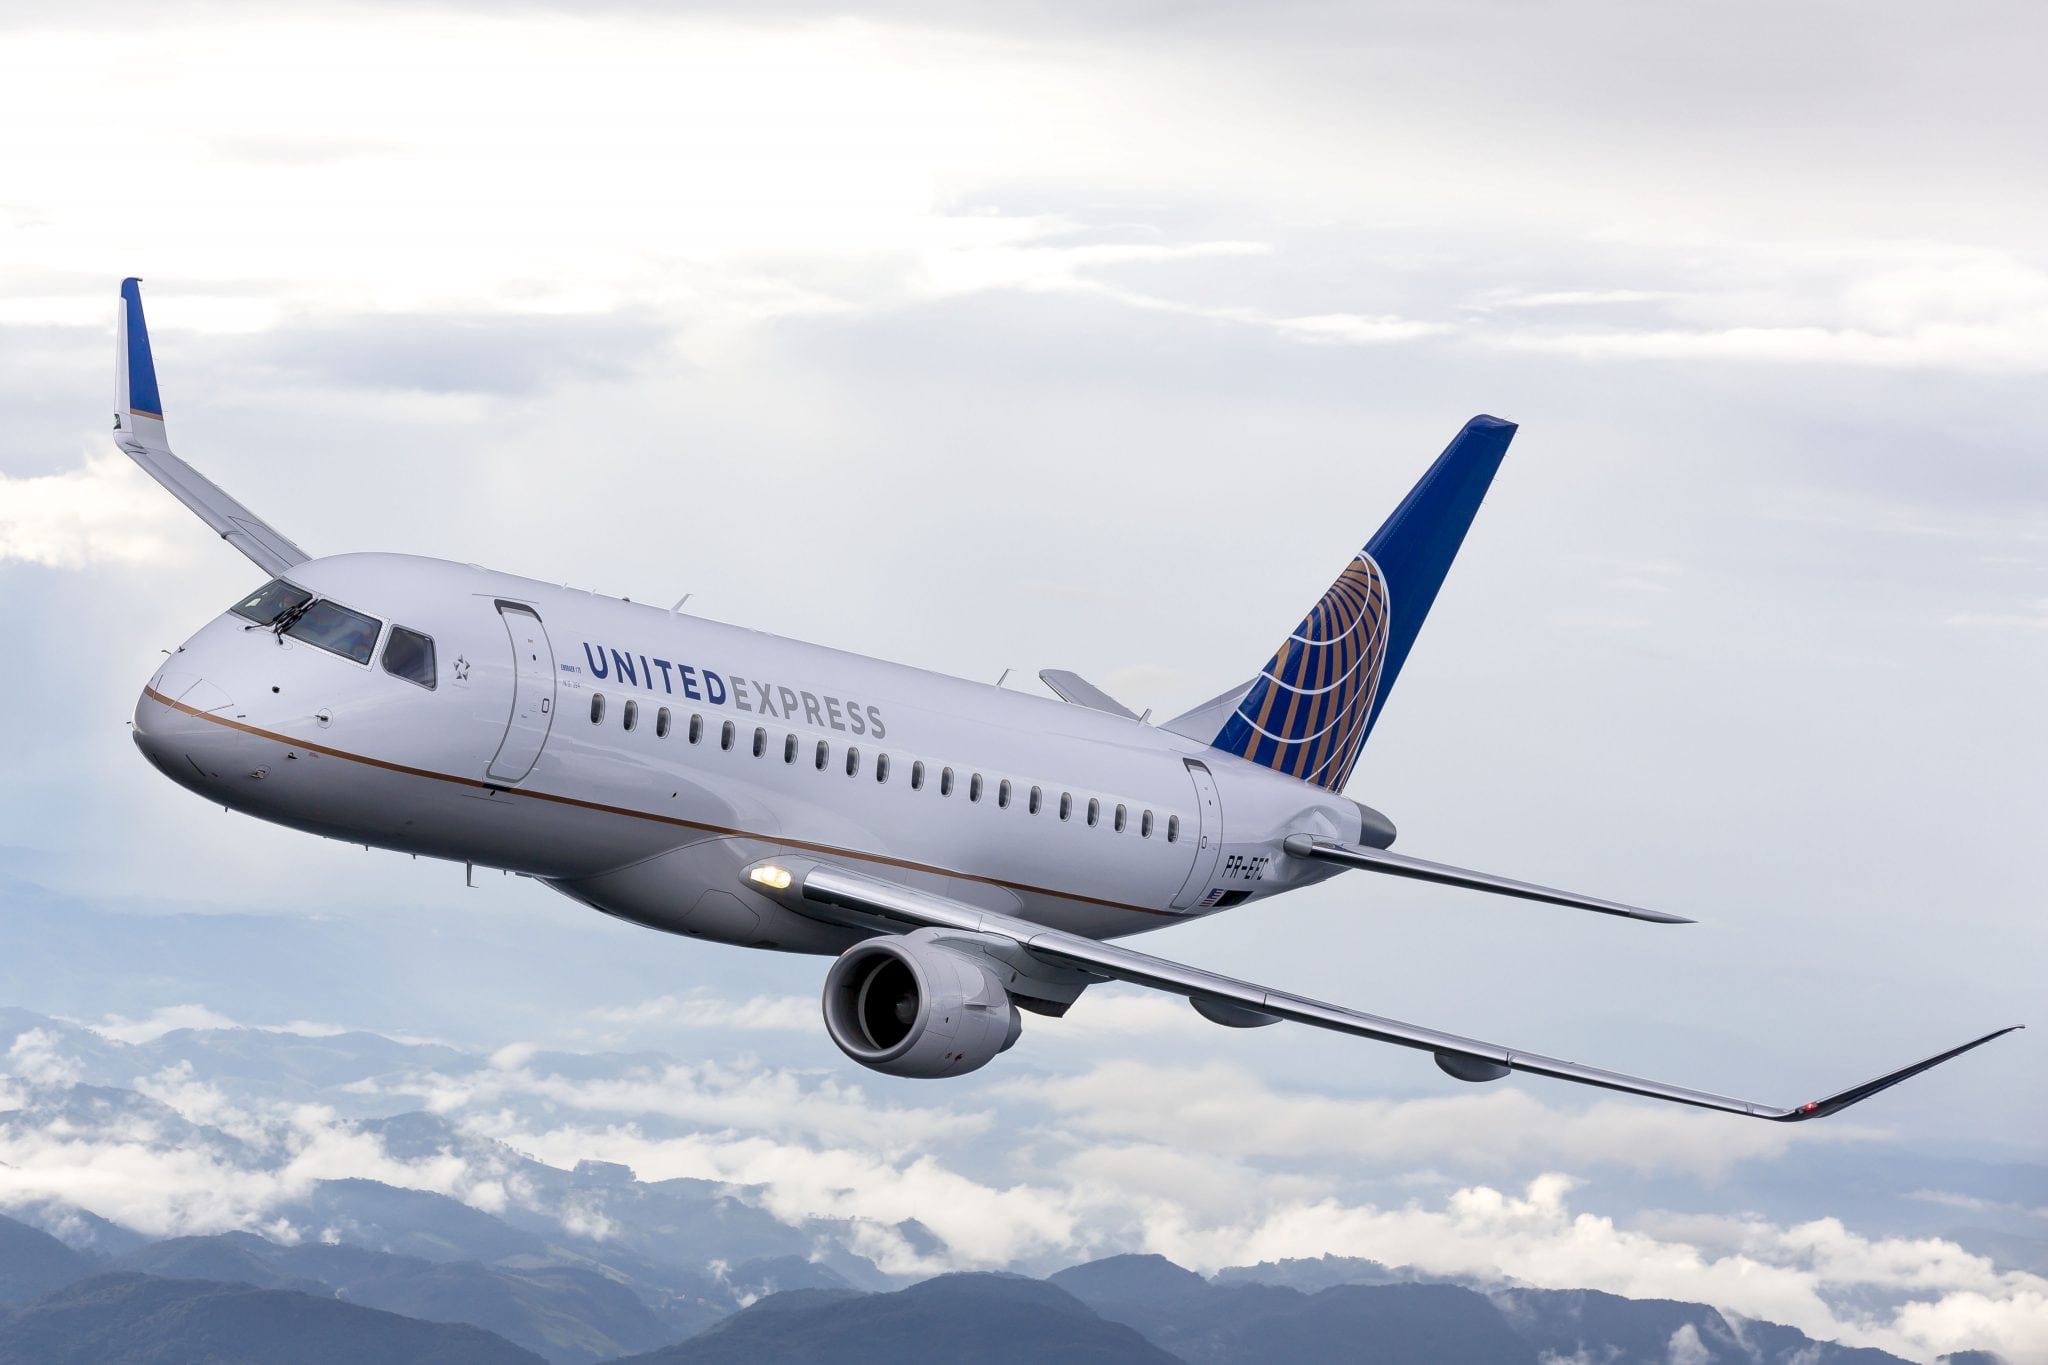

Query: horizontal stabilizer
1284;834;1690;924
114;279;309;577
1039;670;1140;721
753;857;2019;1122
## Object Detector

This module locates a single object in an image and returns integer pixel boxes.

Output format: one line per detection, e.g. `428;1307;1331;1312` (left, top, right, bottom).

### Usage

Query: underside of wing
746;856;2019;1122
115;278;309;577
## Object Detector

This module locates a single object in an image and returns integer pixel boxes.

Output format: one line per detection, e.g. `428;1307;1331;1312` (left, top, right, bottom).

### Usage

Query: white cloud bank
0;454;187;568
8;1012;2039;1363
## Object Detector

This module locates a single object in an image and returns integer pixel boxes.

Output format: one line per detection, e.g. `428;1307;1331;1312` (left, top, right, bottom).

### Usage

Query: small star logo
452;655;471;682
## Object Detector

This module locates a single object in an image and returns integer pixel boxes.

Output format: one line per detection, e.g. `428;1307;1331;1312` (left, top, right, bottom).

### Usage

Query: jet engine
821;935;1022;1078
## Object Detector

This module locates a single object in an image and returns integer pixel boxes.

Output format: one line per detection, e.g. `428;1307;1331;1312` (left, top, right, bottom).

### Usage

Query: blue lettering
610;649;639;687
640;655;653;689
679;665;701;701
704;669;728;705
583;643;609;679
652;658;675;693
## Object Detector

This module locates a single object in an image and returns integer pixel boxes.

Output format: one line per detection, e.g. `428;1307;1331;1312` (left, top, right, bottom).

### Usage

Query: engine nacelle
821;934;1022;1078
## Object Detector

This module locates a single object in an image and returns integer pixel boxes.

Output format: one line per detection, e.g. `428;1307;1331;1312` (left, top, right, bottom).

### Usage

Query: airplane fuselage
134;553;1364;955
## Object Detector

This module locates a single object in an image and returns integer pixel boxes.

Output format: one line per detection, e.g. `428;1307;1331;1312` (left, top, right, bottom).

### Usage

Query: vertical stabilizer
1210;415;1515;791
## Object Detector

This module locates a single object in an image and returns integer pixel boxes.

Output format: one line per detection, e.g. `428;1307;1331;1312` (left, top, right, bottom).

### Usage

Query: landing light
749;864;793;891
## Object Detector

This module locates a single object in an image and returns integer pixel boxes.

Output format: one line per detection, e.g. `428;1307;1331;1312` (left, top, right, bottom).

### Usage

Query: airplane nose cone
134;673;248;793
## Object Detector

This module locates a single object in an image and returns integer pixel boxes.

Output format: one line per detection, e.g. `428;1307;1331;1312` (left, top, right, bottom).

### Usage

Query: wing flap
770;858;2017;1122
115;279;309;577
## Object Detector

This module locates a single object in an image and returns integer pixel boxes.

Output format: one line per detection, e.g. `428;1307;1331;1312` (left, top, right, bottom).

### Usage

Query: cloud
4;1014;2042;1360
92;1004;243;1045
1128;1175;2048;1364
1905;1189;2048;1220
1947;599;2048;631
588;991;819;1033
999;1060;1817;1177
88;1005;352;1045
354;1051;988;1156
1267;313;1450;345
4;1029;81;1088
1482;242;2048;372
0;453;188;568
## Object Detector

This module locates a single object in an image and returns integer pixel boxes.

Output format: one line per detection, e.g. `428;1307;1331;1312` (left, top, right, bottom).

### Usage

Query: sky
0;1;2044;1358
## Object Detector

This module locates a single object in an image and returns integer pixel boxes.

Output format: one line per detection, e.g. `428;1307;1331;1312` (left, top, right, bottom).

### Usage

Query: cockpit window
229;579;312;626
284;599;383;665
381;627;436;689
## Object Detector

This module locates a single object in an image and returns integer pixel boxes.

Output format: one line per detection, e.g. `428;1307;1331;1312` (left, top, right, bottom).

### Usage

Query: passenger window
1029;785;1042;815
380;627;436;689
1167;815;1180;843
1114;803;1127;832
998;779;1011;809
656;707;671;738
284;599;383;665
623;699;639;732
688;713;703;744
1086;797;1100;827
720;720;735;751
969;773;983;803
1059;792;1072;821
752;727;767;758
940;767;954;796
591;693;606;724
911;760;925;790
229;578;312;627
877;754;891;783
785;734;799;764
1142;809;1154;838
816;739;830;770
846;746;861;777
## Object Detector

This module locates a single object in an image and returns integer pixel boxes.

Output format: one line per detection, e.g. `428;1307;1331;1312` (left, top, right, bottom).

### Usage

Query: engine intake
822;935;1022;1078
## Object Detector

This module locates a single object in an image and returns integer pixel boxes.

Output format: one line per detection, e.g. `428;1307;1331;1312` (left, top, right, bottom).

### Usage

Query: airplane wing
114;279;309;576
1283;834;1693;925
757;857;2019;1121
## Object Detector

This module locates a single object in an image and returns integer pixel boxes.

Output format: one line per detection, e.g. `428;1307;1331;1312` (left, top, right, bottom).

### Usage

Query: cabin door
1170;759;1226;909
487;601;557;784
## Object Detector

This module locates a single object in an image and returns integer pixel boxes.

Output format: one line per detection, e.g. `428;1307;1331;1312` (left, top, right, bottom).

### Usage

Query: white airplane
115;279;2017;1119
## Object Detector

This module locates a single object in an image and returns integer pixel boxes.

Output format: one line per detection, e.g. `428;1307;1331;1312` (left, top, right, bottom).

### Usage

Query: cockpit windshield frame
228;578;313;627
229;579;385;666
284;599;384;666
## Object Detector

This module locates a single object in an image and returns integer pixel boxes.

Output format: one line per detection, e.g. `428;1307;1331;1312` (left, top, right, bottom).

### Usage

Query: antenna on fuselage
672;593;692;614
995;668;1011;689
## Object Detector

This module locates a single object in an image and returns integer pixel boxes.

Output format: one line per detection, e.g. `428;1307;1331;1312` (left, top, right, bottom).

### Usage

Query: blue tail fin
1210;415;1516;791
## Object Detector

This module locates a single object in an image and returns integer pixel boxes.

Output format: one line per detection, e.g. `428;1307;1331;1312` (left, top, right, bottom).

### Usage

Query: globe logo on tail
1215;552;1390;792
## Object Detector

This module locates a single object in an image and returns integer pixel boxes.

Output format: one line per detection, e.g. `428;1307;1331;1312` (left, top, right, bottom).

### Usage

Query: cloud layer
4;1007;2043;1362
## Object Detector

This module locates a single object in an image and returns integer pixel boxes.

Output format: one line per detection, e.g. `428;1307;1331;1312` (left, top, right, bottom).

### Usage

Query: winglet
111;278;311;575
1769;1025;2024;1122
116;276;169;450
